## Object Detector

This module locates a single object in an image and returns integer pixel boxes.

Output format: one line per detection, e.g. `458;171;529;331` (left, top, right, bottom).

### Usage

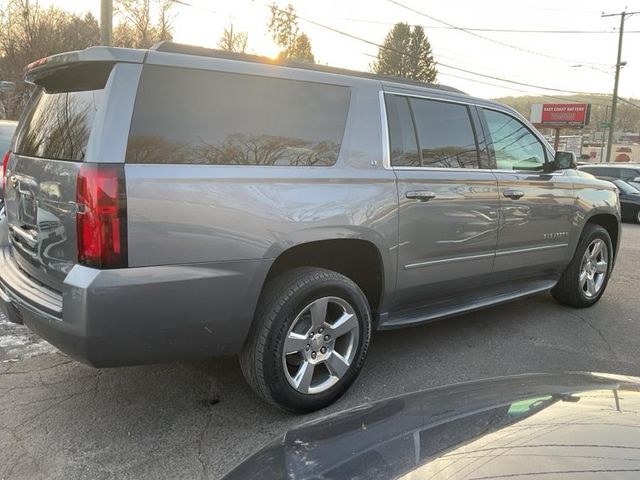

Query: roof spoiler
24;46;146;84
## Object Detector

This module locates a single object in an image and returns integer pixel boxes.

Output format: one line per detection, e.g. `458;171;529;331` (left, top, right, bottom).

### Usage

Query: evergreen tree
372;22;437;83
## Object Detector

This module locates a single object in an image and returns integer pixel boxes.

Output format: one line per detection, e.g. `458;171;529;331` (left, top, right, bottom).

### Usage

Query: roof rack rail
150;41;467;95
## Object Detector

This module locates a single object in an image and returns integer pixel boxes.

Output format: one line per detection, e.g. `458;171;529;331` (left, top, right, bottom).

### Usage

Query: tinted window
583;167;620;178
620;168;640;181
385;95;419;167
409;98;480;168
127;66;350;166
13;88;103;161
483;109;545;171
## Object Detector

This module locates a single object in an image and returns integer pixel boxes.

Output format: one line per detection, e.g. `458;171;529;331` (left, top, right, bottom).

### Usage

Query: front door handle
503;189;525;200
406;191;436;202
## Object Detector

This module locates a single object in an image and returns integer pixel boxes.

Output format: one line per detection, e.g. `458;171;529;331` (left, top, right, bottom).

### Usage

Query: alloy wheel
282;296;360;395
579;238;608;299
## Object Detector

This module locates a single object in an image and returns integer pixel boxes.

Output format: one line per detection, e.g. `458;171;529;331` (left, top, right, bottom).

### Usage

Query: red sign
540;103;589;125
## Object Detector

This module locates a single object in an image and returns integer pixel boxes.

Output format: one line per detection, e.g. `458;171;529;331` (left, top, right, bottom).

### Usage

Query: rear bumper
0;246;271;367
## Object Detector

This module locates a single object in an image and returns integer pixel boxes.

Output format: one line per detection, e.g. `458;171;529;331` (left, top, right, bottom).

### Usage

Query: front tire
551;224;613;308
240;268;371;413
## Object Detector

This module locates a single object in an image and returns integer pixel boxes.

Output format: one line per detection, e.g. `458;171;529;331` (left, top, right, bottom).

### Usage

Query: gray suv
0;43;621;412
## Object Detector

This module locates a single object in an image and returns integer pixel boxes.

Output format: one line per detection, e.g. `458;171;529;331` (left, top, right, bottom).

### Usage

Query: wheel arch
262;238;387;318
583;212;620;259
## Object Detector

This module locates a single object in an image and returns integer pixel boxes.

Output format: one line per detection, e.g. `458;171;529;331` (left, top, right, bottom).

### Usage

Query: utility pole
601;10;638;162
101;0;113;46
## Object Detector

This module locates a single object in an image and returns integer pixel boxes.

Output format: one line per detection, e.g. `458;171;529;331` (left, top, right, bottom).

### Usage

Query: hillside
492;94;640;134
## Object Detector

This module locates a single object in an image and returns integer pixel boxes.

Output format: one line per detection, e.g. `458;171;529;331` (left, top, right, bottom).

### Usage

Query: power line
168;0;220;14
172;1;613;98
284;9;608;95
387;0;613;67
360;51;611;105
343;18;640;34
618;97;640;110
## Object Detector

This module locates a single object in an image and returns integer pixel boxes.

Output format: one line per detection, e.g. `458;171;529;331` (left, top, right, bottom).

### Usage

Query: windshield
614;179;640;195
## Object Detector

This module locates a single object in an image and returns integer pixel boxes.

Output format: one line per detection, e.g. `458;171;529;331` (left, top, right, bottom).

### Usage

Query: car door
386;93;500;311
479;107;576;281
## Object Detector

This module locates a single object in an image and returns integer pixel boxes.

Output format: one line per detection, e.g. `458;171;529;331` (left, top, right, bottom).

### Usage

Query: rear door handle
503;189;525;200
406;191;436;202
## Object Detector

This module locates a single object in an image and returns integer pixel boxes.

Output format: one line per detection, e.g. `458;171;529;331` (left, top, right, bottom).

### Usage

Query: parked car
0;43;621;413
0;120;17;155
0;120;17;210
224;372;640;479
579;163;640;189
601;177;640;224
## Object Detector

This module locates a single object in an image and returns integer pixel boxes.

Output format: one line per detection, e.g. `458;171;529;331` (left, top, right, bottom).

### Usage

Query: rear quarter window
126;65;351;166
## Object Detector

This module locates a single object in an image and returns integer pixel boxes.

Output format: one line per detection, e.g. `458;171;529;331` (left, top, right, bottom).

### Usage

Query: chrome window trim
403;243;568;270
386;91;474;107
379;91;564;176
380;90;482;172
379;90;392;170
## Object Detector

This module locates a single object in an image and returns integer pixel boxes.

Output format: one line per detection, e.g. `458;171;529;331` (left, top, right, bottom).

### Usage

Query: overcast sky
36;0;640;100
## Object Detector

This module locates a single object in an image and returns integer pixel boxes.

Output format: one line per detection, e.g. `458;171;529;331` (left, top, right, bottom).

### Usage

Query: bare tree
218;23;248;53
113;0;175;49
0;0;100;118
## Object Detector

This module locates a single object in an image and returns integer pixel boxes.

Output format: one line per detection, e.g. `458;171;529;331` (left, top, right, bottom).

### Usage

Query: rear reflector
2;151;9;199
76;164;127;269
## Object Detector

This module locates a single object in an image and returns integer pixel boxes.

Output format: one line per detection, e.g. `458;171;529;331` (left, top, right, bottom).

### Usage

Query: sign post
531;103;591;157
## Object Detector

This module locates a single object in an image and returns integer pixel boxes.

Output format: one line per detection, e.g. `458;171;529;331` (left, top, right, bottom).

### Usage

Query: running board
378;279;556;330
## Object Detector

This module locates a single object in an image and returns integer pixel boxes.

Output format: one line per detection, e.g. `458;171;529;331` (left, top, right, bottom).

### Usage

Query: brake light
25;57;49;71
2;151;9;199
76;164;127;268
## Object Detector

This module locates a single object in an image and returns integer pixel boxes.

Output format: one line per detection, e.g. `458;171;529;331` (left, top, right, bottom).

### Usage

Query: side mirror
546;151;576;172
632;176;640;183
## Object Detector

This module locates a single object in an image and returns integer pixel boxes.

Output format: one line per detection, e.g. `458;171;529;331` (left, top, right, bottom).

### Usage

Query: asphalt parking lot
1;224;639;479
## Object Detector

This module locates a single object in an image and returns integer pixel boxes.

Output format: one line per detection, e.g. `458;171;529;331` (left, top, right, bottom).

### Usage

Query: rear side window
409;98;480;169
14;88;103;161
126;66;351;166
385;95;420;167
584;167;620;178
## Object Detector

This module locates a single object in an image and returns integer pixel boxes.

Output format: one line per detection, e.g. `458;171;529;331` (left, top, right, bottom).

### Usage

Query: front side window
483;109;545;171
126;66;350;166
409;98;480;169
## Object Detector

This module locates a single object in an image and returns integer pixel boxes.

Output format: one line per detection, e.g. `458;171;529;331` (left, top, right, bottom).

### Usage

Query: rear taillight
76;164;127;269
2;151;9;199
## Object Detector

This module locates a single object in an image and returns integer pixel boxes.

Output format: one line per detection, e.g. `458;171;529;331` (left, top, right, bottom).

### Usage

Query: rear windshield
126;65;351;166
13;87;103;161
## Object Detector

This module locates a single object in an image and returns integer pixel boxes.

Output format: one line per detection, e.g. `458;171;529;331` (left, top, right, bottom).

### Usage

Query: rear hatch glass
5;63;111;291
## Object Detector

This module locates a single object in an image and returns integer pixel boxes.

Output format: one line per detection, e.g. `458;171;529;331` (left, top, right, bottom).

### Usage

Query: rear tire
551;224;613;308
240;267;371;413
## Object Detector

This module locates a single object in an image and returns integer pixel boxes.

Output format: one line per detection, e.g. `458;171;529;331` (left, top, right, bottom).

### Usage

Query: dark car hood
224;373;640;480
621;193;640;204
